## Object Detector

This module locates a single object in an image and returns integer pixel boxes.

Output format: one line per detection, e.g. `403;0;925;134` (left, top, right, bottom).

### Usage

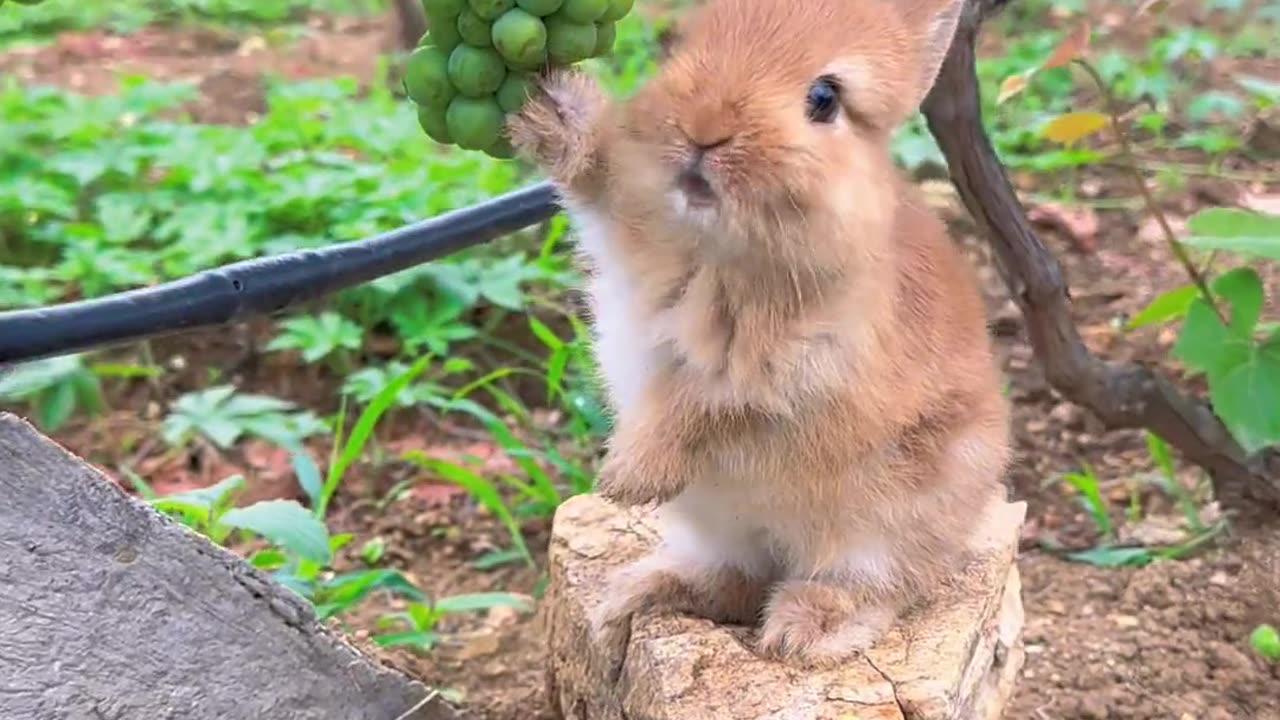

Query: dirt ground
2;6;1278;720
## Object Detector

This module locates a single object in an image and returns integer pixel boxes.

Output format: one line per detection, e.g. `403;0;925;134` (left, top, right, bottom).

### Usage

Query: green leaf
1173;299;1249;378
405;453;532;567
39;381;78;431
151;474;247;515
1128;284;1198;329
434;592;533;614
1213;267;1264;338
1146;432;1175;482
290;447;324;508
471;547;527;570
371;630;441;650
1208;336;1280;453
220;500;333;564
1182;208;1280;260
250;549;289;570
1065;546;1155;568
361;537;387;565
1062;465;1112;539
318;356;432;517
1252;624;1280;660
313;569;426;619
528;316;564;350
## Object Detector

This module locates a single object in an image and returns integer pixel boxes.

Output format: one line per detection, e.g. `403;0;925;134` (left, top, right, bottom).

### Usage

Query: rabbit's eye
806;76;841;124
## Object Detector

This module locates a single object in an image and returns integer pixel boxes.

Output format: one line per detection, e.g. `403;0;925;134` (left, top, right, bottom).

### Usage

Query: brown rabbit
508;0;1011;667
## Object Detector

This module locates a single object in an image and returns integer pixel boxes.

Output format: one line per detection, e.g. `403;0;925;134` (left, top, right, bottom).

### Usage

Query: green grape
558;0;607;23
545;15;596;64
403;45;455;108
422;0;466;16
468;0;515;20
592;21;615;56
598;0;632;23
424;16;463;52
486;137;516;159
417;105;453;144
446;96;505;151
515;0;562;16
448;45;507;97
1253;625;1280;660
496;72;531;113
456;8;494;47
491;9;547;68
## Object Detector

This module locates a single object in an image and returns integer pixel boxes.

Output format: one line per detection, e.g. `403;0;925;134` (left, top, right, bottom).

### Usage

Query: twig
1073;58;1222;320
392;689;441;720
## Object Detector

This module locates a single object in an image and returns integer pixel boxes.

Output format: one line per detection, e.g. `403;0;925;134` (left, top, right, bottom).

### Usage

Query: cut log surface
0;413;465;720
544;495;1027;720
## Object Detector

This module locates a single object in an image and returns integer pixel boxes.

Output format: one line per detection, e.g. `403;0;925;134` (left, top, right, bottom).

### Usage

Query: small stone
485;604;523;628
1049;402;1086;430
1111;614;1140;628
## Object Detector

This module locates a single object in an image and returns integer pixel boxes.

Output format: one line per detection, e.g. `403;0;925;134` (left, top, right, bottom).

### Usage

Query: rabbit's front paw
594;446;687;507
507;69;605;184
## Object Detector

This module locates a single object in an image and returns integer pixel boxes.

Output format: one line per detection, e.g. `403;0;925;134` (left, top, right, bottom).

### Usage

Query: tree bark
0;413;467;720
920;0;1279;509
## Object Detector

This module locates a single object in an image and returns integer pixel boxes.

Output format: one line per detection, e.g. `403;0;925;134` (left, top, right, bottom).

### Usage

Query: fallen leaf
1240;191;1280;216
1044;21;1091;70
1133;0;1169;18
997;72;1031;105
453;632;501;660
1042;112;1110;145
1117;513;1188;547
1137;215;1188;244
410;483;467;507
1028;202;1100;252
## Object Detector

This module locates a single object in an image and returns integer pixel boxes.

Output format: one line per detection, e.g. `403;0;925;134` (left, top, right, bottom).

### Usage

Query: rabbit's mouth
666;152;722;227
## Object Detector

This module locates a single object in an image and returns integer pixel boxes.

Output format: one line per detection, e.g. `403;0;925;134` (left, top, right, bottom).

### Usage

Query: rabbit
507;0;1011;668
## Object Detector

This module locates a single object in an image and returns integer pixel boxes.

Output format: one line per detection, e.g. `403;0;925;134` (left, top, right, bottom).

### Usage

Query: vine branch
921;0;1279;510
1073;57;1222;319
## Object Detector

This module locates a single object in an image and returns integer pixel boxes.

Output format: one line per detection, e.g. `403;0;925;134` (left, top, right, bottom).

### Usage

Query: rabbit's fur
508;0;1011;666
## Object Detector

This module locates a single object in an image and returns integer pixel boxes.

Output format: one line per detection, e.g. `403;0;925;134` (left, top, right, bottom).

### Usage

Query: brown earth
2;4;1278;720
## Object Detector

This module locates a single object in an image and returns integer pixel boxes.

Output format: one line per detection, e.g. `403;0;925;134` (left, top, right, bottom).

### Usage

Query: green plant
373;592;533;651
0;354;105;430
141;471;425;620
162;385;329;449
1000;14;1280;471
1252;624;1280;661
266;311;364;368
1060;463;1113;541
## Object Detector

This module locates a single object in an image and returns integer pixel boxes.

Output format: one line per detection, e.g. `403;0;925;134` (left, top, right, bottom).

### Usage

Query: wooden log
543;494;1027;720
0;412;466;720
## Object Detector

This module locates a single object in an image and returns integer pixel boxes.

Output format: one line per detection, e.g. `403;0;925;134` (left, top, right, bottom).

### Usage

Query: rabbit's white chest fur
567;204;666;418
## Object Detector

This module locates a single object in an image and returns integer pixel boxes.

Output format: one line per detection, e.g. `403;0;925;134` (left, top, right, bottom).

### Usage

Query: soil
2;4;1278;720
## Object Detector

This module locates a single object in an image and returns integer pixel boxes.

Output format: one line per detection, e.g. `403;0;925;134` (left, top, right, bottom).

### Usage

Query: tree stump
0;413;467;720
543;495;1027;720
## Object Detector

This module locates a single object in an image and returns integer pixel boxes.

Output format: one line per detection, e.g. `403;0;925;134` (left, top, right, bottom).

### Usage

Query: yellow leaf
1043;21;1091;70
997;72;1031;105
1041;112;1109;145
1134;0;1169;18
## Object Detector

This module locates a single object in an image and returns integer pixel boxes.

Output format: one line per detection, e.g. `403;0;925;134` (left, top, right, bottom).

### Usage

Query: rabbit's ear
901;0;968;106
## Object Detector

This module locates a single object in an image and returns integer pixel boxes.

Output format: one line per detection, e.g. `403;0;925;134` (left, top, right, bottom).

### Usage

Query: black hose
0;181;561;366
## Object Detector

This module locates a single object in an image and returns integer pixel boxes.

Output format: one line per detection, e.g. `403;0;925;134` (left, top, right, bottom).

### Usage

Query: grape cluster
405;0;632;158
